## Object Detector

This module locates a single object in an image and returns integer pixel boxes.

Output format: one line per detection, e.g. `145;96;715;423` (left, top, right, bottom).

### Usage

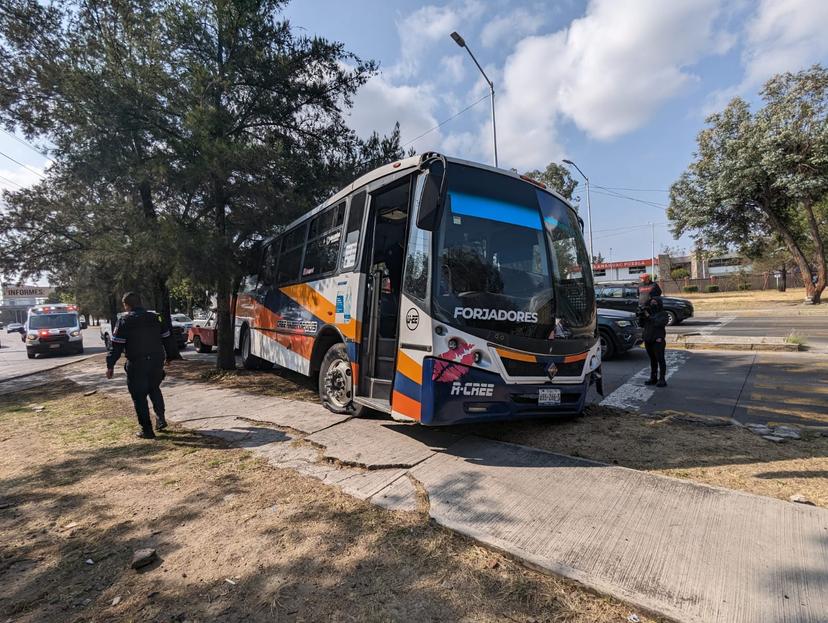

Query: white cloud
742;0;828;88
440;55;466;82
348;74;441;150
0;166;44;194
480;7;543;48
496;0;730;169
391;1;483;78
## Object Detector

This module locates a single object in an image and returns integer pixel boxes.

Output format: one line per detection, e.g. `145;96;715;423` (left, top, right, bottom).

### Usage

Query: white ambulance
24;304;84;359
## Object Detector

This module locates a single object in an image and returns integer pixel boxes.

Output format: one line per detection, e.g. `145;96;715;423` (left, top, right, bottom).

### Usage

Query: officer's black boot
156;414;168;431
644;375;658;386
136;429;156;439
656;376;667;388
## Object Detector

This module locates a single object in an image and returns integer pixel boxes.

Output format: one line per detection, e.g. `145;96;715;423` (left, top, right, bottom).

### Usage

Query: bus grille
501;358;584;378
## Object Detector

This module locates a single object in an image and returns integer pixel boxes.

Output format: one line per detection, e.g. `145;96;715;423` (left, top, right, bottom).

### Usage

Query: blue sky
2;0;827;261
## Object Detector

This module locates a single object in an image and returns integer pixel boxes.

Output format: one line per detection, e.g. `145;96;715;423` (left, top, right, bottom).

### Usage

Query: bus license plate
538;388;561;406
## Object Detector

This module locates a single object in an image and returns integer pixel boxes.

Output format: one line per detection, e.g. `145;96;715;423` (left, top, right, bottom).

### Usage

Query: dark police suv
595;282;694;325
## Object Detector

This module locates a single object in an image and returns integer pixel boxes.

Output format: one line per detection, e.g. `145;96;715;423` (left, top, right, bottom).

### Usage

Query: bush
738;284;752;290
683;285;699;293
671;267;690;280
706;285;720;293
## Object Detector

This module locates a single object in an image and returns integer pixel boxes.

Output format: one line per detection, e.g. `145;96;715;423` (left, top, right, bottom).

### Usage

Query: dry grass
477;406;828;508
0;382;661;623
679;287;828;311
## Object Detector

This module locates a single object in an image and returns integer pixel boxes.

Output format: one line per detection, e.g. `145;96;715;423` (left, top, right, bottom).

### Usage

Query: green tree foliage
0;0;397;368
669;65;828;303
523;162;579;202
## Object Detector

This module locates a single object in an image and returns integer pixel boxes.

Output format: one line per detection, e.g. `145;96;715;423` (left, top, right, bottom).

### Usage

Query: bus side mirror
417;161;446;232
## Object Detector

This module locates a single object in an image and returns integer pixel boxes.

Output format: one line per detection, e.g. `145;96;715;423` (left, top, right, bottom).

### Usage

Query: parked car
188;311;217;353
597;308;642;360
595;282;694;325
101;311;187;351
6;322;25;334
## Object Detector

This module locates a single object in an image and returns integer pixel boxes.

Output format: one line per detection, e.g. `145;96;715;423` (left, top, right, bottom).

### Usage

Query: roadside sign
2;285;53;299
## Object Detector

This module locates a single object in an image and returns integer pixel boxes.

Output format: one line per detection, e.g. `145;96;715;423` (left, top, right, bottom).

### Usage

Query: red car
188;312;217;353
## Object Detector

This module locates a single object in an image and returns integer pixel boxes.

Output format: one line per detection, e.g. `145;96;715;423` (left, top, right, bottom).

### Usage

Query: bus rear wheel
240;327;270;370
319;343;360;415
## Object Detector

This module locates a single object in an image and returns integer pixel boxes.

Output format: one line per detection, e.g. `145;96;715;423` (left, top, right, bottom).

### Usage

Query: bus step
375;358;395;380
377;337;396;358
353;395;391;414
368;377;392;401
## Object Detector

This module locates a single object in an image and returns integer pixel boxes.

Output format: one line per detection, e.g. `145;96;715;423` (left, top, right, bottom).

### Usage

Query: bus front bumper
418;358;592;426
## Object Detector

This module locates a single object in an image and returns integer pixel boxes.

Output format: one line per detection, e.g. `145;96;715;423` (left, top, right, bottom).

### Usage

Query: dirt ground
679;287;828;311
163;359;828;509
0;381;660;623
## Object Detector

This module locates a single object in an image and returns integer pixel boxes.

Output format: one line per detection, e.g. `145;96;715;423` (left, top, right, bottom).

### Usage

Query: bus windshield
433;164;594;344
28;313;78;329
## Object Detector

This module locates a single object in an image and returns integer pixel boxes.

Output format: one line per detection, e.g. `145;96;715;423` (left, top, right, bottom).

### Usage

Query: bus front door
358;179;411;406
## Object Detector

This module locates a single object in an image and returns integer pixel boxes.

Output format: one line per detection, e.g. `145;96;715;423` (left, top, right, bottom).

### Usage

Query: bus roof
278;153;577;236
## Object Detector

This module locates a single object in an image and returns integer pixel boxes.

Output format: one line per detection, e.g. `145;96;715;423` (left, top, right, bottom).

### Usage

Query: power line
0;128;50;158
590;187;668;210
402;93;490;149
593;184;669;193
592;221;668;234
0;148;45;179
0;173;22;189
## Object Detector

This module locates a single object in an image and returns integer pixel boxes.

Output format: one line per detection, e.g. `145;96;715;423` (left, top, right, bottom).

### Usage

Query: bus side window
403;175;430;302
341;191;366;271
276;225;307;285
260;239;281;289
303;202;345;278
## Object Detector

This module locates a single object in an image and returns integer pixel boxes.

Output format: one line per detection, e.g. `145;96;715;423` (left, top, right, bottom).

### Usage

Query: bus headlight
448;338;458;350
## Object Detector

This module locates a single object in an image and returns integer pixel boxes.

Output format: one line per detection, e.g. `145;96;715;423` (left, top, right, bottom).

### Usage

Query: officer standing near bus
105;292;173;439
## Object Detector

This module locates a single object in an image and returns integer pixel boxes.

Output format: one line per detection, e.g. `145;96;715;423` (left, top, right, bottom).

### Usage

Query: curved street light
562;158;594;261
450;31;498;167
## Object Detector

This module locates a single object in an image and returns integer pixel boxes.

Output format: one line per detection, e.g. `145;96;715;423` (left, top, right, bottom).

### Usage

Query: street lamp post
450;31;497;167
562;159;593;261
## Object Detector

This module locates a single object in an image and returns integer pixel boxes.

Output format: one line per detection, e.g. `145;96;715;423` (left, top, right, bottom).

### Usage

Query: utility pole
650;222;655;279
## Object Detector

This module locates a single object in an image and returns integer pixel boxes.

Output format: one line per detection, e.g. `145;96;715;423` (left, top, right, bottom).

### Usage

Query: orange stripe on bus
563;352;588;363
495;347;537;363
392;390;421;421
396;350;422;385
280;283;336;321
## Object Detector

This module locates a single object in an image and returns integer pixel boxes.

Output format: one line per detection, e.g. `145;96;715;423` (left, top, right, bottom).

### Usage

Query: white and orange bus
235;153;599;425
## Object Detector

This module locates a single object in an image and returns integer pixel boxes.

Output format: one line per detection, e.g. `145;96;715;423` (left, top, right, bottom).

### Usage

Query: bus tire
319;343;360;415
240;327;272;370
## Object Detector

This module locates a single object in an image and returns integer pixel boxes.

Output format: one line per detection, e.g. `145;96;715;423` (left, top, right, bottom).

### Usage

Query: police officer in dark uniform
105;292;174;439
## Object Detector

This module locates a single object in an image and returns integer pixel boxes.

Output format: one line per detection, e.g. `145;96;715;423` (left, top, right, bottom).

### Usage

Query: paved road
669;315;828;350
600;346;828;428
0;327;105;382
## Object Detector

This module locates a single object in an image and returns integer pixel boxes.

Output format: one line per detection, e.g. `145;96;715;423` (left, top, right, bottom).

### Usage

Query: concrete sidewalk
56;360;828;623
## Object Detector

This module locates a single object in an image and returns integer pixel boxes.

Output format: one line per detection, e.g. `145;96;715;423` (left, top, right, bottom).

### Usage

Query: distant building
592;253;749;283
0;284;53;324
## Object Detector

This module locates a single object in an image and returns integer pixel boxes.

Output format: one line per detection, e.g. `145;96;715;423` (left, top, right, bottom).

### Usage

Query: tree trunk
803;200;826;304
760;206;815;303
108;292;119;331
215;277;235;370
157;275;182;358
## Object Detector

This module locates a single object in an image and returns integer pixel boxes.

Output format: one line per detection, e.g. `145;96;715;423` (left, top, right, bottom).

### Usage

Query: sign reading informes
2;285;53;299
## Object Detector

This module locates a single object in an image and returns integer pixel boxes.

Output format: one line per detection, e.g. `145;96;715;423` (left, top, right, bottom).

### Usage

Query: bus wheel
240;327;260;370
319;343;358;414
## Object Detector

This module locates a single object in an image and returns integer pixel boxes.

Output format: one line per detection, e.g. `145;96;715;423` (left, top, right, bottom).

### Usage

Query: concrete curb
0;352;101;384
694;308;828;318
667;334;801;352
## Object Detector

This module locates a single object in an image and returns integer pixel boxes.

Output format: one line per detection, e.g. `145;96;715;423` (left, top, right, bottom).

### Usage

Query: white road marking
600;350;690;411
698;315;735;336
